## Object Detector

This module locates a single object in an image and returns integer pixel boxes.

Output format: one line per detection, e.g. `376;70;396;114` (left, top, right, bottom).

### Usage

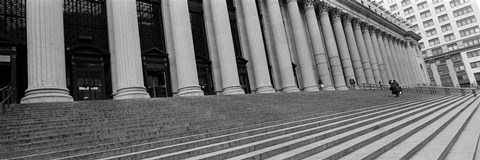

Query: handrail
362;83;478;97
1;83;15;113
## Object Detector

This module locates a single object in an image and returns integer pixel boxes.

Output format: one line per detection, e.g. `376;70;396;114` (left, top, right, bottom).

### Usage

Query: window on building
453;5;474;17
450;0;470;8
420;10;432;19
460;26;480;37
456;15;477;27
429;38;440;46
454;65;466;71
457;75;468;81
433;0;443;4
463;37;480;47
438;14;449;22
444;33;455;42
411;24;419;31
441;24;452;32
435;5;446;13
406;16;416;23
419;42;425;49
417;1;428;10
467;49;480;58
432;47;443;55
471;61;480;68
426;28;437;37
451;54;462;61
390;4;398;11
423;19;434;27
447;43;458;51
402;0;411;6
404;7;414;15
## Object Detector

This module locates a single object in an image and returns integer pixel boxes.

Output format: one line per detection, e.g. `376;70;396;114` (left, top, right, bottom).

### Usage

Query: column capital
374;28;382;35
328;7;342;21
300;0;315;10
351;17;362;28
316;1;330;14
367;25;376;34
360;22;369;33
341;13;353;25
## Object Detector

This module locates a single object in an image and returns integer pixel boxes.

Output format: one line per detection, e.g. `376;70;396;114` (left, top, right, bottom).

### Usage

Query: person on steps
390;80;401;97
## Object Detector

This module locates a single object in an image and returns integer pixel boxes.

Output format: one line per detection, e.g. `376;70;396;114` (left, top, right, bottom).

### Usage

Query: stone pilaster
362;23;382;84
107;0;150;99
408;42;422;84
239;0;275;93
371;28;388;84
266;0;299;92
210;0;245;95
168;0;203;96
286;0;319;91
318;2;347;90
22;0;73;103
342;15;366;85
378;32;394;81
389;37;404;83
303;0;334;91
352;19;375;84
330;9;356;88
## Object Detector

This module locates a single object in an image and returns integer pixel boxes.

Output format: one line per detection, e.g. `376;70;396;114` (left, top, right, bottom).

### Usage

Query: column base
322;86;336;91
21;87;73;104
222;86;245;95
177;86;204;97
114;87;150;99
256;85;276;94
303;85;320;92
335;85;349;90
282;85;300;92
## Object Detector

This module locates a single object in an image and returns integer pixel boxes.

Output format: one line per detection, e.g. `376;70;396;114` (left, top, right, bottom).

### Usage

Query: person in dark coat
390;80;401;97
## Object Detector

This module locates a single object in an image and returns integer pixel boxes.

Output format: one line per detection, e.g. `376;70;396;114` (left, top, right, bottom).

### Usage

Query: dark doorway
0;37;27;103
237;57;251;93
67;45;110;101
197;56;214;95
142;48;171;97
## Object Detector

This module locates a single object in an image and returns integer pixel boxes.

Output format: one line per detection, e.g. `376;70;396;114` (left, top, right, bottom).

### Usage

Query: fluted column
107;0;150;99
362;24;382;84
386;36;400;81
342;15;366;85
352;19;375;84
330;9;356;88
318;2;347;90
408;42;422;84
210;0;245;95
303;0;333;91
371;29;388;84
394;39;407;84
266;0;299;92
22;0;73;103
286;0;318;91
168;0;203;96
400;42;413;85
378;32;394;81
239;0;275;93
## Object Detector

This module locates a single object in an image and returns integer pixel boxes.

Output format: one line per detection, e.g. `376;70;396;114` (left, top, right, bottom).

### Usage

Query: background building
0;0;428;103
380;0;480;87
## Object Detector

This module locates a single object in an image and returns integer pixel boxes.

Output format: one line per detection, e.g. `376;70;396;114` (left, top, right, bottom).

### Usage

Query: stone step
408;97;480;160
109;95;461;160
444;97;480;160
335;95;478;160
30;96;436;160
261;96;471;160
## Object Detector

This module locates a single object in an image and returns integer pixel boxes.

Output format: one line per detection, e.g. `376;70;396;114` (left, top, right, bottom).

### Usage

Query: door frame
142;47;171;97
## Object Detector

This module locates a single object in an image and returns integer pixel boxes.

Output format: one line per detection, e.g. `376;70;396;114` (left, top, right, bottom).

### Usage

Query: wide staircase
1;90;479;160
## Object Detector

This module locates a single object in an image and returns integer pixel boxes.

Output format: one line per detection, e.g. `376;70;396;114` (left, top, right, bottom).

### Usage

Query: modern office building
380;0;480;87
0;0;427;103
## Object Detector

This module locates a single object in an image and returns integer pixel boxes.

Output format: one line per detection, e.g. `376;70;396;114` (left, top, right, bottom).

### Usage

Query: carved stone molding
341;13;352;25
301;0;315;9
351;17;361;28
316;1;330;14
367;25;376;34
360;22;369;33
329;7;342;21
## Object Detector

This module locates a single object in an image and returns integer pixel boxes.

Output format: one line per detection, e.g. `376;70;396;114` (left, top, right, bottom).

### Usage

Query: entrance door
145;70;168;97
197;62;214;95
73;62;106;100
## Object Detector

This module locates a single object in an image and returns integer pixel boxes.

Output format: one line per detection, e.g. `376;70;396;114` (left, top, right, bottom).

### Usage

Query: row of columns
21;0;426;103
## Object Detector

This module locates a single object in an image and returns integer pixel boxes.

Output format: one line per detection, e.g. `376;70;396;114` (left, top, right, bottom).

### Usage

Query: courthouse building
380;0;480;87
0;0;428;103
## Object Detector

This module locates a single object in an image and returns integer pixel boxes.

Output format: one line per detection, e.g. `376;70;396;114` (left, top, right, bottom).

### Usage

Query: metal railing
358;83;477;97
1;84;15;113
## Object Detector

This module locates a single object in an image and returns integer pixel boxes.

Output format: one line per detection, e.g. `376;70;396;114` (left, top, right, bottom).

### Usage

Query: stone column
342;15;366;85
303;0;334;91
362;24;382;84
318;2;347;90
378;32;394;81
400;41;413;85
386;36;400;81
210;0;245;95
107;0;150;99
22;0;73;103
394;39;407;84
239;0;275;93
203;0;223;94
352;19;375;84
330;9;356;88
266;0;299;92
161;0;179;95
286;0;319;91
371;29;388;84
168;0;203;96
408;42;422;84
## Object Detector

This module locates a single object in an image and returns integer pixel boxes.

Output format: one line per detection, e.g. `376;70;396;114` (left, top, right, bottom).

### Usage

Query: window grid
429;38;440;46
467;49;480;58
404;7;414;15
417;1;428;10
450;0;470;8
438;14;449;23
456;15;477;27
420;10;432;19
441;24;452;32
460;26;480;37
435;5;446;13
407;16;416;23
444;33;455;42
426;28;437;37
463;37;480;48
423;19;434;28
453;6;474;17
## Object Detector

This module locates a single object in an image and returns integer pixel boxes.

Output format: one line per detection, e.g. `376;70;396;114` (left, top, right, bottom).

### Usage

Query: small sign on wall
0;55;10;62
